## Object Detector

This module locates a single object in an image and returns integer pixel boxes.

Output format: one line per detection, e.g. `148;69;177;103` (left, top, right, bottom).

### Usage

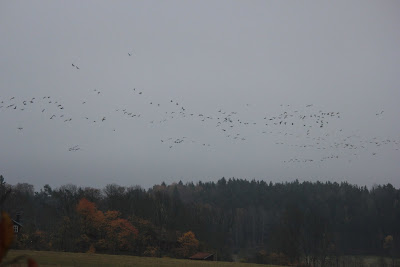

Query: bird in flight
69;145;81;152
128;48;136;56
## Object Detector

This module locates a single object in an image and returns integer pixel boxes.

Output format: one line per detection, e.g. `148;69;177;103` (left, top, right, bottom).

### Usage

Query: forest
1;175;399;266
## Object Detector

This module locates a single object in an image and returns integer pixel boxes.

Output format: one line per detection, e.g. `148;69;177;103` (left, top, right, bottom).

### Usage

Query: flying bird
69;145;81;152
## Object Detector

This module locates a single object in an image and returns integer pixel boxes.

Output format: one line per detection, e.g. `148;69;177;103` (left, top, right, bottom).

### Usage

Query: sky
1;1;399;190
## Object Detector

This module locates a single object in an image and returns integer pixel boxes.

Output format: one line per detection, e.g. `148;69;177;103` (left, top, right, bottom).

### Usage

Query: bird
69;145;81;152
128;49;136;56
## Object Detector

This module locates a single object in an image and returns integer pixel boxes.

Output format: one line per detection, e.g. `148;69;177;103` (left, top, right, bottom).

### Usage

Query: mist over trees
1;175;399;265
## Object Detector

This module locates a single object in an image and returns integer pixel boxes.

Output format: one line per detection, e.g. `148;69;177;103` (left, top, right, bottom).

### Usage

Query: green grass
341;255;400;267
4;250;285;267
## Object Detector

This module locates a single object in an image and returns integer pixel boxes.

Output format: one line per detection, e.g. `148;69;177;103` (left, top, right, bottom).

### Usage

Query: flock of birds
1;51;399;166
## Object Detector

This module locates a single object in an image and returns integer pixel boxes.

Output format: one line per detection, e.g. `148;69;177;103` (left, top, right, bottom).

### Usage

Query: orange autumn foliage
177;231;199;258
0;212;39;266
76;198;138;252
0;212;14;262
76;198;105;230
104;210;120;221
111;218;138;237
76;198;97;215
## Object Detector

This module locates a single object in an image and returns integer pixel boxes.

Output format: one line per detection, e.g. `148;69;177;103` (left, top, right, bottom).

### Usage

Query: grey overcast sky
1;1;399;190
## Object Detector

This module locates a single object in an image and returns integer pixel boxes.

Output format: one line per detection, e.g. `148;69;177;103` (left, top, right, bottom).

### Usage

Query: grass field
341;255;400;267
4;250;285;267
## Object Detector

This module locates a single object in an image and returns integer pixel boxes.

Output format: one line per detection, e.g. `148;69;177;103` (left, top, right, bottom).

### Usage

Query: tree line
1;175;399;266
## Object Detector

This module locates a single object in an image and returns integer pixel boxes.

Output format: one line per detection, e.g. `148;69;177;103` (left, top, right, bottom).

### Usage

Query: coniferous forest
1;175;399;266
